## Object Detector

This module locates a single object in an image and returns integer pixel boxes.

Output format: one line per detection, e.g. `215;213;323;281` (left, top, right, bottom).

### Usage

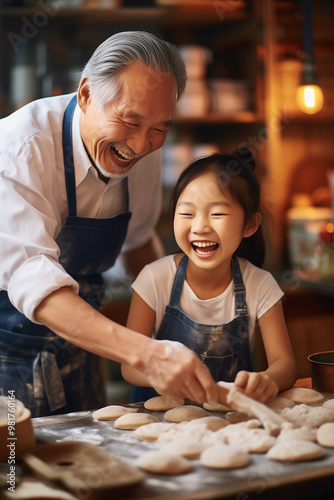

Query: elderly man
0;31;216;416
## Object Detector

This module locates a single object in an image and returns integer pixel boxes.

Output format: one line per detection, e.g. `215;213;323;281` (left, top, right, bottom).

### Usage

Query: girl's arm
121;291;156;386
235;300;298;403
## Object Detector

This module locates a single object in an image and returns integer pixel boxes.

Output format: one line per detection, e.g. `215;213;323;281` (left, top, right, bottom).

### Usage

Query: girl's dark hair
170;147;266;268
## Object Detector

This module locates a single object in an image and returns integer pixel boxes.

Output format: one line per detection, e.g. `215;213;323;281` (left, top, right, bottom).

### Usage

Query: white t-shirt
0;93;162;322
132;255;284;348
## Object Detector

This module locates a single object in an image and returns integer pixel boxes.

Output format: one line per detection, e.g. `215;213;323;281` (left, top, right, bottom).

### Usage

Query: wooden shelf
173;111;263;125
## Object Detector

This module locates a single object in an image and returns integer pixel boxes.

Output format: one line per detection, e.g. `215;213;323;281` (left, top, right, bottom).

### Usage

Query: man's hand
234;370;279;404
142;339;217;405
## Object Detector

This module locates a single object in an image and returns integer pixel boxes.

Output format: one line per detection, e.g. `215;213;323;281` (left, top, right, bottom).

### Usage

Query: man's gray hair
81;31;186;109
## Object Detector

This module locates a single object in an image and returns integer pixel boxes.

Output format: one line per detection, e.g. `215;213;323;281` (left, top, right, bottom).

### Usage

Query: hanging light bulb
296;61;324;114
296;0;324;115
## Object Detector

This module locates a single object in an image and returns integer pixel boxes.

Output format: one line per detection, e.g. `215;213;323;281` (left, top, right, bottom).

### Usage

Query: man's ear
77;77;91;113
243;212;262;238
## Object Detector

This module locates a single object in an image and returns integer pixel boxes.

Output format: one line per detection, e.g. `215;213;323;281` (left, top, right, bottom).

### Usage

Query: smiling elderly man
0;31;217;417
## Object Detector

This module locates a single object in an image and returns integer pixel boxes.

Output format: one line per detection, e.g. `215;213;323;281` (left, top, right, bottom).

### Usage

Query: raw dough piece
279;388;325;405
144;396;184;411
114;412;159;430
186;416;229;431
225;412;256;424
267;397;295;412
160;437;205;459
200;444;250;469
203;402;230;412
221;426;276;453
323;399;334;410
317;422;334;448
280;404;334;429
164;405;208;423
135;450;191;474
92;405;138;421
278;426;317;443
157;421;213;446
267;439;325;462
134;422;175;442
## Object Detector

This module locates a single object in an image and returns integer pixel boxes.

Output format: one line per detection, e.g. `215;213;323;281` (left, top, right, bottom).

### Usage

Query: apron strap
168;255;188;308
62;94;78;217
62;94;130;216
33;351;67;413
232;257;249;317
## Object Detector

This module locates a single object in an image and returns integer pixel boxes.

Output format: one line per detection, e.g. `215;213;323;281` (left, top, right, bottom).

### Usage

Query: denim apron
0;95;132;416
131;255;253;402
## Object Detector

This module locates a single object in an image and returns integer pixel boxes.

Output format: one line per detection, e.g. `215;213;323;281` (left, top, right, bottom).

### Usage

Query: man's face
79;62;178;177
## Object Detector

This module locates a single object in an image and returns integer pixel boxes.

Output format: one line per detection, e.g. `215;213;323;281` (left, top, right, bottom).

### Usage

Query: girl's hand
234;370;279;404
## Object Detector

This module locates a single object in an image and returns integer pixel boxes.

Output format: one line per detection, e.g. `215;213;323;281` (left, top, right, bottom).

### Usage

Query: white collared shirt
0;93;162;322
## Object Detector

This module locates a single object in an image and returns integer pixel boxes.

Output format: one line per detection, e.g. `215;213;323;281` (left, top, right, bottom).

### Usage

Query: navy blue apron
0;95;132;417
131;255;253;402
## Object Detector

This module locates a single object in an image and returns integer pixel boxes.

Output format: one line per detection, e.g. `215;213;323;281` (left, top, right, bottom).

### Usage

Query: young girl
121;148;297;404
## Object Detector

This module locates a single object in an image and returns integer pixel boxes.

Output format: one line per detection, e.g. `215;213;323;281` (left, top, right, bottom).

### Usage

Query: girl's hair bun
232;146;255;171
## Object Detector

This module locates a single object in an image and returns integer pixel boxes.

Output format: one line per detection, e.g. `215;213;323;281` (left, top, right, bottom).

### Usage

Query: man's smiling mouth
110;144;134;163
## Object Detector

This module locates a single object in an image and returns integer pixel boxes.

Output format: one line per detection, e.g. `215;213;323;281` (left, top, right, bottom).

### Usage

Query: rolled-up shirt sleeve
0;151;79;323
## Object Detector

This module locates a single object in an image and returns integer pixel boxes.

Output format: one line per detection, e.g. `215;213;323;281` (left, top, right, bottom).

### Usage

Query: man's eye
125;121;139;128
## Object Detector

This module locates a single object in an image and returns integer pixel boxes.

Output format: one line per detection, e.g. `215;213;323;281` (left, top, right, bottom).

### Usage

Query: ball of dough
200;444;250;469
267;439;326;462
92;405;138;421
164;405;208;423
267;397;295;412
203;402;230;412
186;416;229;431
135;450;191;474
134;422;175;442
160;437;205;459
323;399;334;410
144;396;184;411
278;427;317;443
114;412;159;430
317;422;334;448
279;388;325;405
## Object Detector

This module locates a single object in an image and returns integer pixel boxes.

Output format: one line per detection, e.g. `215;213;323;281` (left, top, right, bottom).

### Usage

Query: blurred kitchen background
1;0;333;402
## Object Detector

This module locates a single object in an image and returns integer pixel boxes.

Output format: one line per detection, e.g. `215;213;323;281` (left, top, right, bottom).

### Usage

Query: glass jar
315;223;334;280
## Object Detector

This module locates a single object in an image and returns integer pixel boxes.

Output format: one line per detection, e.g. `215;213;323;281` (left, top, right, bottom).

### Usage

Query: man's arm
35;286;217;404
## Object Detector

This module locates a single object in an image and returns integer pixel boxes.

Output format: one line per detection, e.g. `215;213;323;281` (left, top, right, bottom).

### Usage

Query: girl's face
174;171;259;272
